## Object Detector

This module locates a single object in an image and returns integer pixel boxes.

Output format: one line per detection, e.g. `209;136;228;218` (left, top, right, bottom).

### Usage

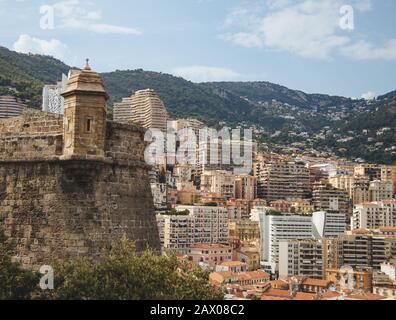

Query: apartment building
156;214;191;253
228;219;260;241
381;260;396;281
369;180;394;202
236;249;261;271
291;199;314;215
270;200;292;213
381;165;396;195
312;211;346;238
200;170;235;199
113;88;169;131
313;182;351;217
352;175;371;205
354;164;382;181
254;210;313;274
168;118;204;135
255;160;311;202
177;189;201;205
198;136;255;174
326;268;373;293
352;199;396;230
234;174;257;201
0;95;26;119
226;199;250;219
326;233;396;270
150;183;167;210
156;205;229;253
279;239;326;279
187;244;232;269
174;164;193;184
329;174;354;197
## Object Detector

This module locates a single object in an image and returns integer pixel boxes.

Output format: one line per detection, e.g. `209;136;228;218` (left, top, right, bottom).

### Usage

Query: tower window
86;118;93;133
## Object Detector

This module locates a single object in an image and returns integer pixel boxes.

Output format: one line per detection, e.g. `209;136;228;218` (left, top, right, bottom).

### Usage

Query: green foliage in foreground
0;229;40;300
41;237;223;300
0;231;223;300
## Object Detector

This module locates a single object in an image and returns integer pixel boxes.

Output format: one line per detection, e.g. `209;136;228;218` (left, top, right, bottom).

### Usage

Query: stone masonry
0;61;160;270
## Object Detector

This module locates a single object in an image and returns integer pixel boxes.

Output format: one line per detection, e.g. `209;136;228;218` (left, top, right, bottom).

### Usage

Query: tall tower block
61;59;108;158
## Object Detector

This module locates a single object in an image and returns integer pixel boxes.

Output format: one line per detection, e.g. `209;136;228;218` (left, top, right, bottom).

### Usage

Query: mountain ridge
0;46;395;163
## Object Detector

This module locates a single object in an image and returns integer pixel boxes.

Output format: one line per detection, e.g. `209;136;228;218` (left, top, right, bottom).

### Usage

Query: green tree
0;229;39;300
42;236;223;300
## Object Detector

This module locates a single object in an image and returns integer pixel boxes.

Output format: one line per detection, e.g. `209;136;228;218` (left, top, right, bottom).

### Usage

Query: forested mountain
0;46;394;163
0;46;69;106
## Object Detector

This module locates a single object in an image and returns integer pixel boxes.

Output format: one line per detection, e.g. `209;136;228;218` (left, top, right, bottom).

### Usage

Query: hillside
0;46;70;107
101;69;256;127
0;46;394;163
201;81;354;110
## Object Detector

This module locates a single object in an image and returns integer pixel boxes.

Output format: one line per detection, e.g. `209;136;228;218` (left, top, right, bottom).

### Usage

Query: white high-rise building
42;72;73;114
312;211;346;238
252;208;313;274
156;205;229;254
352;199;396;230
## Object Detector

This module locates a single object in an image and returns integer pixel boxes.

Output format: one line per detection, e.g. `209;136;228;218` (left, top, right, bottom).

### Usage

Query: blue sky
1;0;396;98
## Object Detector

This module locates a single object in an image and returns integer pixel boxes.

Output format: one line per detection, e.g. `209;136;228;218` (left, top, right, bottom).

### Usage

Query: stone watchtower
62;59;108;158
0;61;160;270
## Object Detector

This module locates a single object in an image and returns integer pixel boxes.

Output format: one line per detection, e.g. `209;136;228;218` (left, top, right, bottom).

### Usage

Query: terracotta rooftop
302;279;333;287
346;293;386;300
262;288;292;298
219;261;247;267
269;280;288;289
237;271;270;281
261;296;290;301
380;227;396;232
190;243;230;249
294;292;317;300
321;291;343;299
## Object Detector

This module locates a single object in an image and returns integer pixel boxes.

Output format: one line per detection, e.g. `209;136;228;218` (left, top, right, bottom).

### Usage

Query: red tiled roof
346;293;386;300
294;292;317;300
262;288;292;298
302;279;333;287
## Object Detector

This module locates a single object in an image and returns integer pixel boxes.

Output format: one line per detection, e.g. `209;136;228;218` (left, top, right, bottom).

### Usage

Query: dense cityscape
0;1;395;308
1;60;395;301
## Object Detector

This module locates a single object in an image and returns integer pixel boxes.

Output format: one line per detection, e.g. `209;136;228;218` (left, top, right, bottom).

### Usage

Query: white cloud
221;0;396;61
340;40;396;60
361;91;376;100
172;66;242;82
13;34;68;59
51;0;141;35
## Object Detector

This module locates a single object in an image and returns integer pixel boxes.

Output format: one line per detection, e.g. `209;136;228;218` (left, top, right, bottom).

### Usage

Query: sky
0;0;396;98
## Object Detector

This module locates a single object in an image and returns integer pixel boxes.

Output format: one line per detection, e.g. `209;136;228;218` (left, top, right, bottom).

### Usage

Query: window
86;118;93;133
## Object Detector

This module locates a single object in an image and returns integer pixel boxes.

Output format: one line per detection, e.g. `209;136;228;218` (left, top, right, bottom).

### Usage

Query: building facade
0;95;26;119
352;200;396;230
156;205;229;253
279;239;326;279
255;160;310;202
113;88;169;131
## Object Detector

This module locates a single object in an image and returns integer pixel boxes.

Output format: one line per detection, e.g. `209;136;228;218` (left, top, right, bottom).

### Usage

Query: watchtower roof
62;59;109;99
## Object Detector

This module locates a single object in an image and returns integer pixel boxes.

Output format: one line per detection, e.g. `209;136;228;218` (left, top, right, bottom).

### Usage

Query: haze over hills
0;46;395;163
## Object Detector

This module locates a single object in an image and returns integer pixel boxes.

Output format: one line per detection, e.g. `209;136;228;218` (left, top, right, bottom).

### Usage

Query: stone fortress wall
0;63;160;270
